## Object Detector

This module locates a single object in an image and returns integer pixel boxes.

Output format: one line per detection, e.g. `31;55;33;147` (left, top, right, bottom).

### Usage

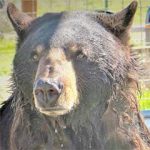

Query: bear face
2;2;150;150
7;2;137;117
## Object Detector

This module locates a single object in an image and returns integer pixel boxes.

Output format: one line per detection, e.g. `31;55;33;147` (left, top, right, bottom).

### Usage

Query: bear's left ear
97;1;138;45
7;3;34;37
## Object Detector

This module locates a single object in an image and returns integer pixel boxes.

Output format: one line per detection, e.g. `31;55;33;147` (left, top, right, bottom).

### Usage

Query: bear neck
10;83;150;149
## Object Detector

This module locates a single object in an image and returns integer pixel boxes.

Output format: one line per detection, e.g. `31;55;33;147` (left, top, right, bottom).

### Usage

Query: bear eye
31;53;39;62
33;54;38;60
76;51;86;59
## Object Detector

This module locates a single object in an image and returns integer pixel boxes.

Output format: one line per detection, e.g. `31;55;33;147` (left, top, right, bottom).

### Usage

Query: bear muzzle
33;78;64;108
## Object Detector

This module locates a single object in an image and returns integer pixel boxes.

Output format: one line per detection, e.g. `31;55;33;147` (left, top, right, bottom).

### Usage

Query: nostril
47;82;63;95
35;89;44;97
49;88;57;95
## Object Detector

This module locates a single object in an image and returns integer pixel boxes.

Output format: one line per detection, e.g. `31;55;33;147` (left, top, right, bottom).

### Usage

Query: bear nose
34;78;63;103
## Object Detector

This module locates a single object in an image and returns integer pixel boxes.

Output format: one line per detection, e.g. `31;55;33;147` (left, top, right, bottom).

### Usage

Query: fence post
145;7;150;46
0;0;4;9
21;0;37;17
104;0;108;11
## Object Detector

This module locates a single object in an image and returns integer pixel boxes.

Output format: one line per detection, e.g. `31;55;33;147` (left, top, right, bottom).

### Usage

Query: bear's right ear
7;3;34;37
96;1;137;45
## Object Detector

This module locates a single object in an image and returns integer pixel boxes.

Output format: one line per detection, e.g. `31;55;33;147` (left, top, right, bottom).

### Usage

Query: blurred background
0;0;150;112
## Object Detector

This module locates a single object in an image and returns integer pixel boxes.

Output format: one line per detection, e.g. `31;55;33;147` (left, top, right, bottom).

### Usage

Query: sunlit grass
0;39;15;101
0;39;15;76
139;90;150;110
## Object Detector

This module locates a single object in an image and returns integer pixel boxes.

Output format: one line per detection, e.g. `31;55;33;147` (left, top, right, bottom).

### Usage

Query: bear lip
39;106;69;116
40;105;66;111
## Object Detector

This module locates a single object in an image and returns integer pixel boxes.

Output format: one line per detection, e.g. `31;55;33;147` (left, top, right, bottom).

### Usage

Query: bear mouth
33;76;78;117
33;93;70;116
38;105;69;116
40;105;66;112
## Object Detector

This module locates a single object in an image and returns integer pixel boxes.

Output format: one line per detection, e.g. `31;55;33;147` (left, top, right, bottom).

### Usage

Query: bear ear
7;3;34;37
97;1;138;45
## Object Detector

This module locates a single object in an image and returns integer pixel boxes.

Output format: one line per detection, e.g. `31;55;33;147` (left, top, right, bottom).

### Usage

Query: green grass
140;100;150;110
139;90;150;110
0;39;15;101
0;39;15;76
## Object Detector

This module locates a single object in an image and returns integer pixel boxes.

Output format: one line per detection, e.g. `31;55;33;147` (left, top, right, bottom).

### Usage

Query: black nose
34;78;63;103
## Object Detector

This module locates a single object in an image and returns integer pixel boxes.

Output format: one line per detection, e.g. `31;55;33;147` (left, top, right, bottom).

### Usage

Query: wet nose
34;78;63;103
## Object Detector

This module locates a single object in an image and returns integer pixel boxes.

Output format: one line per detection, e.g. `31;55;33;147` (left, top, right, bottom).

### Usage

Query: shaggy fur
0;1;150;150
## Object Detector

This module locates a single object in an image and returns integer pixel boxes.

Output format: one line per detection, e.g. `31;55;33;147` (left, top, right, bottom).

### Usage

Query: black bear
0;1;150;150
